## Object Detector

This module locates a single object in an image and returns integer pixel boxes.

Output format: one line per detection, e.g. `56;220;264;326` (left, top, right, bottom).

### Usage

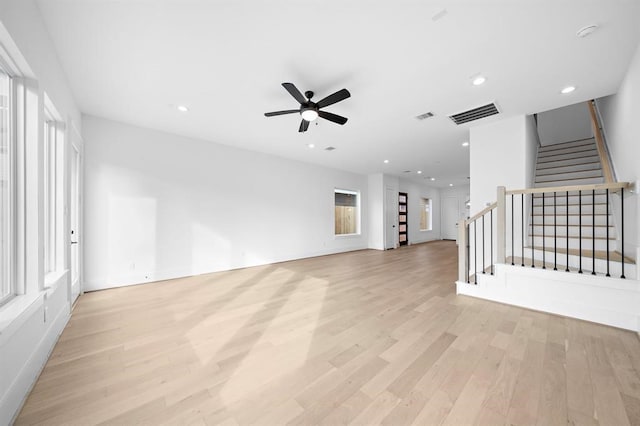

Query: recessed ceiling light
472;76;486;86
449;183;454;187
307;143;315;149
561;86;576;94
462;141;470;147
417;170;422;174
577;25;598;38
177;105;189;112
430;177;436;181
383;159;389;164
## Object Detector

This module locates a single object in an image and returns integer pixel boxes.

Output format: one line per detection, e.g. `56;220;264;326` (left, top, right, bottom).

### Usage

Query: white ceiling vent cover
449;103;499;125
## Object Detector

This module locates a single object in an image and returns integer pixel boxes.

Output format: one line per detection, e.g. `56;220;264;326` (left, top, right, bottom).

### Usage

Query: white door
384;187;397;249
441;197;459;240
69;143;81;303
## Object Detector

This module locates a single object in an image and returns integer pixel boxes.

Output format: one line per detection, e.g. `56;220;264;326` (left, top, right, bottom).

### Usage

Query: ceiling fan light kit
265;82;350;132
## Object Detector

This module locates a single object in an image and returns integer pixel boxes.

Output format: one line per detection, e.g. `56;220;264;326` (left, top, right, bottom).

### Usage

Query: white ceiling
37;0;640;187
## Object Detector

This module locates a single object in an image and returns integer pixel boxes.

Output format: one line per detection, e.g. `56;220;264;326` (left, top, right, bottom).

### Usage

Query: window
335;189;359;235
43;107;63;276
0;65;13;304
420;197;432;231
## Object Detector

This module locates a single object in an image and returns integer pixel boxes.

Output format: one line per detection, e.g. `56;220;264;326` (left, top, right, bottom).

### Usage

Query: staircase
525;138;634;276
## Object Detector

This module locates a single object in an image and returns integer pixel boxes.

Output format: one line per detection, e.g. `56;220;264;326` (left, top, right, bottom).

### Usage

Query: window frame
0;63;15;306
334;188;361;237
420;197;432;232
43;97;64;283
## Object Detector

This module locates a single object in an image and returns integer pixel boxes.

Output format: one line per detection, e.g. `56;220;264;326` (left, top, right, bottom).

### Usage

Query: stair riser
538;138;596;151
535;156;601;169
532;205;609;215
528;236;616;251
536;162;603;175
535;177;605;188
538;144;598;158
537;149;598;163
535;169;603;182
531;225;615;238
524;249;635;277
532;194;609;205
531;215;611;226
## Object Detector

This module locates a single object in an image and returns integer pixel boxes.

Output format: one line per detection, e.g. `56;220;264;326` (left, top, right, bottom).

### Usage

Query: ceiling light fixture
177;105;189;112
301;108;319;121
430;177;436;181
449;183;454;187
561;86;576;94
383;159;389;164
462;141;470;147
307;143;315;149
577;25;598;38
472;75;486;86
417;170;422;174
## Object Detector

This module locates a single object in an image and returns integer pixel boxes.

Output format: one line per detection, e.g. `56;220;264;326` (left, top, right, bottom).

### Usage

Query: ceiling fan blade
316;88;351;108
264;109;299;117
299;119;310;132
318;110;348;125
282;82;307;104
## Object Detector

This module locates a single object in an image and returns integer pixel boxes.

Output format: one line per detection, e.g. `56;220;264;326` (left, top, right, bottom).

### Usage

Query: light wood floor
16;241;640;425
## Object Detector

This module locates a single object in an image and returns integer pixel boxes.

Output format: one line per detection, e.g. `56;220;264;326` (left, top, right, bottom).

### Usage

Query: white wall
597;41;640;264
0;0;81;423
83;116;369;291
536;102;593;146
470;115;531;212
398;178;441;244
367;173;384;250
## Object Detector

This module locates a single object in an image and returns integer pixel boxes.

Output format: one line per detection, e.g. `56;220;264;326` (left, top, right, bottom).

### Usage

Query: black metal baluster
531;193;535;268
542;192;546;269
490;209;494;275
566;191;569;272
579;190;583;274
521;194;525;267
466;222;470;283
621;187;625;279
606;188;610;277
592;189;596;275
482;214;486;274
554;191;557;271
474;219;478;284
511;194;514;265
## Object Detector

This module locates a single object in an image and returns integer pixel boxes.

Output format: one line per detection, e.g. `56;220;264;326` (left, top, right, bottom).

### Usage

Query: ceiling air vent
449;103;499;125
415;112;434;120
325;146;336;151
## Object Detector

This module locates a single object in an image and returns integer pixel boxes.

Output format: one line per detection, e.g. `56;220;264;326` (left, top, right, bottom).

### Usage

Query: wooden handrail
465;202;497;225
506;181;629;195
587;100;615;183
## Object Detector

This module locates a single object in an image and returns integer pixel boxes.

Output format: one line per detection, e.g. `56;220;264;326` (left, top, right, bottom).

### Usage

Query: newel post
496;186;506;264
458;218;467;282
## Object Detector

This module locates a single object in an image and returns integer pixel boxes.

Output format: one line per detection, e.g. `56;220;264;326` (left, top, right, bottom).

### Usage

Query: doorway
441;196;459;240
69;142;81;304
398;192;408;246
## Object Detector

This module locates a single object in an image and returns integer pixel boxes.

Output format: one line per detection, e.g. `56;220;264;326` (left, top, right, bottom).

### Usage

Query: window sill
44;269;68;291
0;292;45;347
335;233;361;239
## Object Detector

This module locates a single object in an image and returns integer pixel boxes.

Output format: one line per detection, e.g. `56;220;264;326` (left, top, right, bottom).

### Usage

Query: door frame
68;122;83;305
441;196;459;240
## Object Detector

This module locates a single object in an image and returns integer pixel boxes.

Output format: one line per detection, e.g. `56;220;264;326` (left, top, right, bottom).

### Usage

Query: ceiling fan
264;82;351;132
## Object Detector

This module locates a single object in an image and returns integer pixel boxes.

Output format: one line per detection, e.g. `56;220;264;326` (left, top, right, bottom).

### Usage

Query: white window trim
334;188;361;237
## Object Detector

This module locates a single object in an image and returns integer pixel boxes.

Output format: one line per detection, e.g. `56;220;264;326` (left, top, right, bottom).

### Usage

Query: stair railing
587;100;615;183
458;181;632;283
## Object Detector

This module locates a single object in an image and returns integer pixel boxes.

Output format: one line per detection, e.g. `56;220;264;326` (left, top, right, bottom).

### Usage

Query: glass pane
0;67;10;300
